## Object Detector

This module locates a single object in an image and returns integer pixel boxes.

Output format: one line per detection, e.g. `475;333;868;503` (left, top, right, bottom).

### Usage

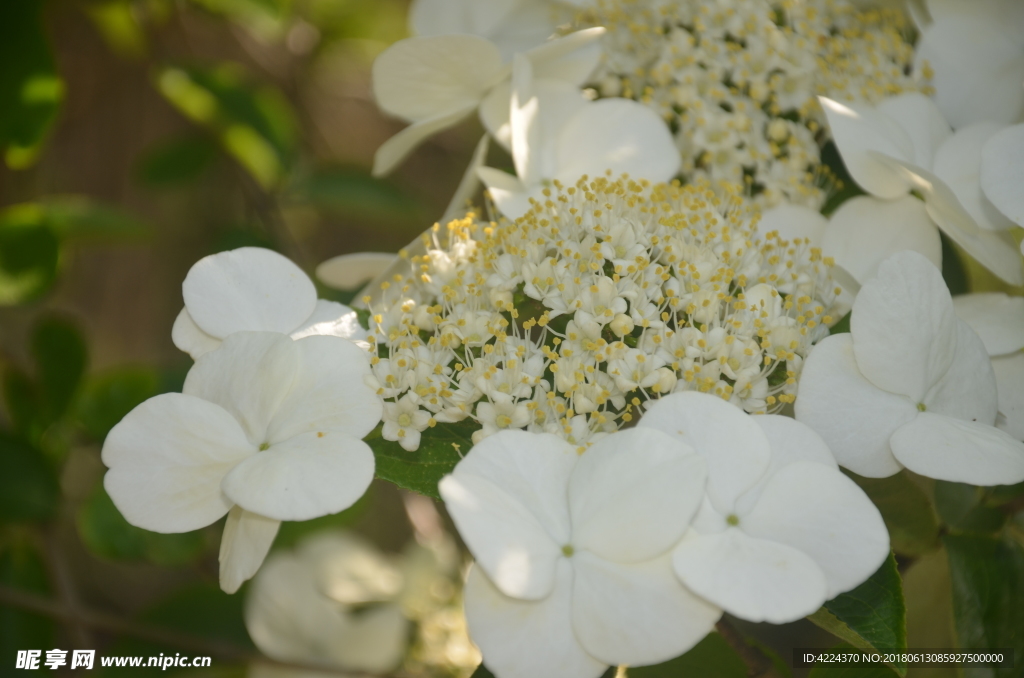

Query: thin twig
715;618;785;678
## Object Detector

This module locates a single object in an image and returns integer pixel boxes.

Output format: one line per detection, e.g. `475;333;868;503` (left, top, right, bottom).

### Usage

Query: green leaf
39;196;151;241
934;480;1007;535
288;167;427;224
77;485;205;566
944;534;1024;677
939;233;969;297
77;366;160;441
2;368;39;439
846;470;940;556
0;434;59;522
0;0;64;168
0;212;59;304
137;134;220;187
807;644;899;678
828;311;851;336
155;64;296;188
0;540;55;663
31;316;88;423
628;632;746;677
809;552;907;675
368;421;476;499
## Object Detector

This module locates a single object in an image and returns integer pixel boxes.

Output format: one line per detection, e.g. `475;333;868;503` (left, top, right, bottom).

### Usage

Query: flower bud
610;313;635;337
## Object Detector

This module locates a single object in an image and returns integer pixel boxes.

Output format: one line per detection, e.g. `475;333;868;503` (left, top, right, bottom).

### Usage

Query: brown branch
0;584;392;677
715;618;785;678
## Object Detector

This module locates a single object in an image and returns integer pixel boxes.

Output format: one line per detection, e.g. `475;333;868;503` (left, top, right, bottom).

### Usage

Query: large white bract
171;247;366;360
102;331;382;592
640;392;889;624
795;251;1024;484
440;427;720;678
818;94;1024;285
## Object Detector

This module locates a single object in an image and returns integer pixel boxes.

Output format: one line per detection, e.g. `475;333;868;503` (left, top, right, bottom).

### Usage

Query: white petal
408;0;517;39
822;195;942;284
568;428;706;564
994;353;1024;440
184;332;299;446
817;97;914;199
915;16;1024;128
794;334;916;477
755;204;827;246
171;307;221;360
219;506;280;593
525;28;606;84
289;300;367;342
876;92;951;170
743;463;890;598
923;320;998;425
555;99;680;185
851;250;956;403
480;79;588;152
878;155;1024;285
510;54;543;185
182;247;317;340
953;293;1024;356
316;253;398;291
102;393;253;532
478;165;533;220
267;335;381;443
463;562;608;678
222;430;374;521
981;123;1024;227
640;392;771;514
329;605;408;672
371;35;504;122
672;528;827;624
736;414;836;515
527;27;605;86
372;103;478;177
933;123;1016;231
440;430;577;599
891;412;1024;485
571;552;721;667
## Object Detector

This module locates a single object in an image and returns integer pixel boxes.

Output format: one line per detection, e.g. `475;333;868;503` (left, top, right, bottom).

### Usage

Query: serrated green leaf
809;552;907;675
77;366;160;441
289;167;426;224
807;644;899;678
0;434;59;522
628;632;746;678
847;470;940;556
137;134;219;186
368;422;475;499
0;214;59;304
77;485;205;566
935;480;1007;535
944;534;1024;677
0;0;63;168
31;316;87;423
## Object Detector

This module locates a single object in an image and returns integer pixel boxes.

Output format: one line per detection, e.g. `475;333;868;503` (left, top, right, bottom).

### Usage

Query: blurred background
0;0;489;675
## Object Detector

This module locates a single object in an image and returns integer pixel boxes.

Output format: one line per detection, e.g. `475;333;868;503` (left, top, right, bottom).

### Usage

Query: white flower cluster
365;178;839;451
585;0;921;209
